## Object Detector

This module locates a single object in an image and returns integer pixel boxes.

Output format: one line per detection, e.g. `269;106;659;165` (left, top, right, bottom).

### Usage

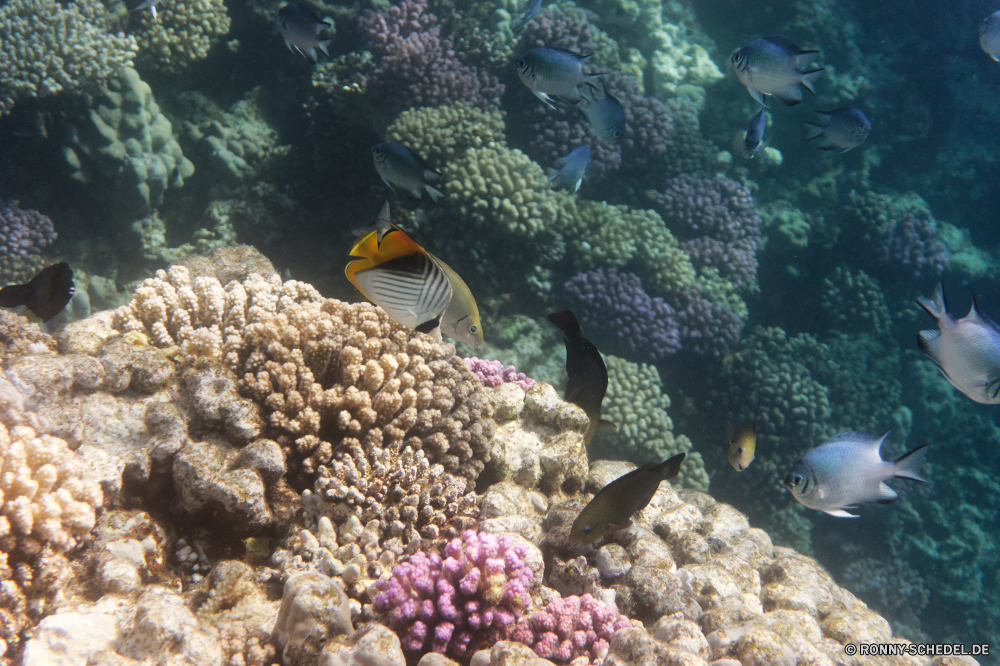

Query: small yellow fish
568;453;686;546
727;420;756;471
547;309;611;445
346;203;482;346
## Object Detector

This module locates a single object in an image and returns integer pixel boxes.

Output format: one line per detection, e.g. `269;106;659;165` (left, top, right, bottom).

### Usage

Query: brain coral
0;0;137;115
113;266;496;544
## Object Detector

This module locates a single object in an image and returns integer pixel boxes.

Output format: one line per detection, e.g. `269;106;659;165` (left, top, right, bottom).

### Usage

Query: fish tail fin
546;167;563;188
893;443;929;483
318;39;332;57
917;282;947;320
0;283;32;310
425;185;444;202
800;68;824;94
804;122;825;141
546;309;582;338
654;452;686;481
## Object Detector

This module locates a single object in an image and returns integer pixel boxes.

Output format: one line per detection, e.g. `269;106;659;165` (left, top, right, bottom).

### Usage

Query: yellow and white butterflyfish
346;202;453;341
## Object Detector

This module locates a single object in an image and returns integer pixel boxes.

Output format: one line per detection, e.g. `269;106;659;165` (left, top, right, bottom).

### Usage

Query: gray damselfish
579;82;625;142
982;10;1000;62
278;2;333;62
917;282;1000;404
784;430;927;518
743;106;767;159
516;48;602;108
731;37;824;106
805;107;872;153
372;143;444;202
547;145;591;192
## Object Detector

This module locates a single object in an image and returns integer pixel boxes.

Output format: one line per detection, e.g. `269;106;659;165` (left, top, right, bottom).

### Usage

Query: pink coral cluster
371;530;537;657
465;357;536;392
358;0;504;113
511;593;633;662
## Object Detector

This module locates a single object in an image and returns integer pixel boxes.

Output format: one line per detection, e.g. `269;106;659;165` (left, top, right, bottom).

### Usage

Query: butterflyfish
346;203;482;346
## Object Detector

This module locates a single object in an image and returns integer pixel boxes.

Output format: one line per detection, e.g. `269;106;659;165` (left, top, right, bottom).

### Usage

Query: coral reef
61;67;195;215
386;101;506;166
0;202;57;285
562;268;681;363
0;0;137;115
655;175;762;291
465;357;536;393
509;593;633;662
372;530;539;657
132;0;231;75
820;267;892;337
592;355;708;490
359;0;504;114
113;266;496;545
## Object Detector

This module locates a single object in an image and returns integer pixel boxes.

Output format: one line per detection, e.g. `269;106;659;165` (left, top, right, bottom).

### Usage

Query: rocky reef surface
0;251;979;666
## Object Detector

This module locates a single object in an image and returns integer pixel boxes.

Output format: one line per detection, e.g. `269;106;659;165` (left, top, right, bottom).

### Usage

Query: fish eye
469;325;478;333
515;58;526;68
582;525;591;533
792;474;803;487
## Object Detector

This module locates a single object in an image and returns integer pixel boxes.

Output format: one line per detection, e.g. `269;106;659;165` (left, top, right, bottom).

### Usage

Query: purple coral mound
875;211;948;279
511;593;632;662
563;268;681;362
372;530;536;657
0;201;57;283
656;175;762;289
465;357;536;392
673;288;742;357
359;0;504;112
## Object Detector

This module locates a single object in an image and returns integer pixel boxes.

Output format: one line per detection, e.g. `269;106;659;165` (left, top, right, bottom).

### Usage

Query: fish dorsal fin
374;201;393;244
964;293;1000;333
871;427;892;452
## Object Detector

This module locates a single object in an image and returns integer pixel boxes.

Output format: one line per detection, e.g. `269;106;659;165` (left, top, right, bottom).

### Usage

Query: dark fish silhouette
547;309;610;445
569;453;686;545
0;262;74;322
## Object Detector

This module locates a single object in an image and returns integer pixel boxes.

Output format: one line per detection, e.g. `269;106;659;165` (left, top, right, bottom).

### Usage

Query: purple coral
562;268;681;362
359;0;504;113
465;357;536;392
673;287;742;357
0;201;57;283
510;593;633;663
874;211;948;279
656;175;762;289
372;530;536;657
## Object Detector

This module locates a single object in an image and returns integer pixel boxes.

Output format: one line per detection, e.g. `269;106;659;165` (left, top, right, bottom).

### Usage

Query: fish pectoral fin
598;419;617;431
378;174;397;194
747;88;767;106
533;90;558;109
824;508;859;518
771;84;804;106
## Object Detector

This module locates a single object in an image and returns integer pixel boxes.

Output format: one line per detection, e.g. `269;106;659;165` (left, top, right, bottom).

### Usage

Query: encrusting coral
113;266;496;546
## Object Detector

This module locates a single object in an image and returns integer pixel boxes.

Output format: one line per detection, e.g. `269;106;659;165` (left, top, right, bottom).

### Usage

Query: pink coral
465;357;536;392
372;530;537;657
511;594;633;663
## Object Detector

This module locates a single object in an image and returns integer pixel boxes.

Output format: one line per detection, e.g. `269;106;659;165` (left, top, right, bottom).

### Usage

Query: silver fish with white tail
805;107;871;153
917;283;1000;404
784;430;927;518
372;143;445;202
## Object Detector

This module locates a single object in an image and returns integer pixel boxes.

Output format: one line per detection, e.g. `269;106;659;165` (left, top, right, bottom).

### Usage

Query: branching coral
132;0;231;75
509;593;633;662
386;101;506;166
820;267;892;337
113;267;496;545
372;530;538;657
0;0;137;115
0;202;57;285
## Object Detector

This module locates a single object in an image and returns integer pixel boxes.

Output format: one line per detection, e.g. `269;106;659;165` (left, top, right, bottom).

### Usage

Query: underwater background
1;0;999;659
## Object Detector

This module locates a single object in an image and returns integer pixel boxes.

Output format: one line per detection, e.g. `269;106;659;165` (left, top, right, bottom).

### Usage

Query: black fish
547;309;609;445
0;262;74;322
